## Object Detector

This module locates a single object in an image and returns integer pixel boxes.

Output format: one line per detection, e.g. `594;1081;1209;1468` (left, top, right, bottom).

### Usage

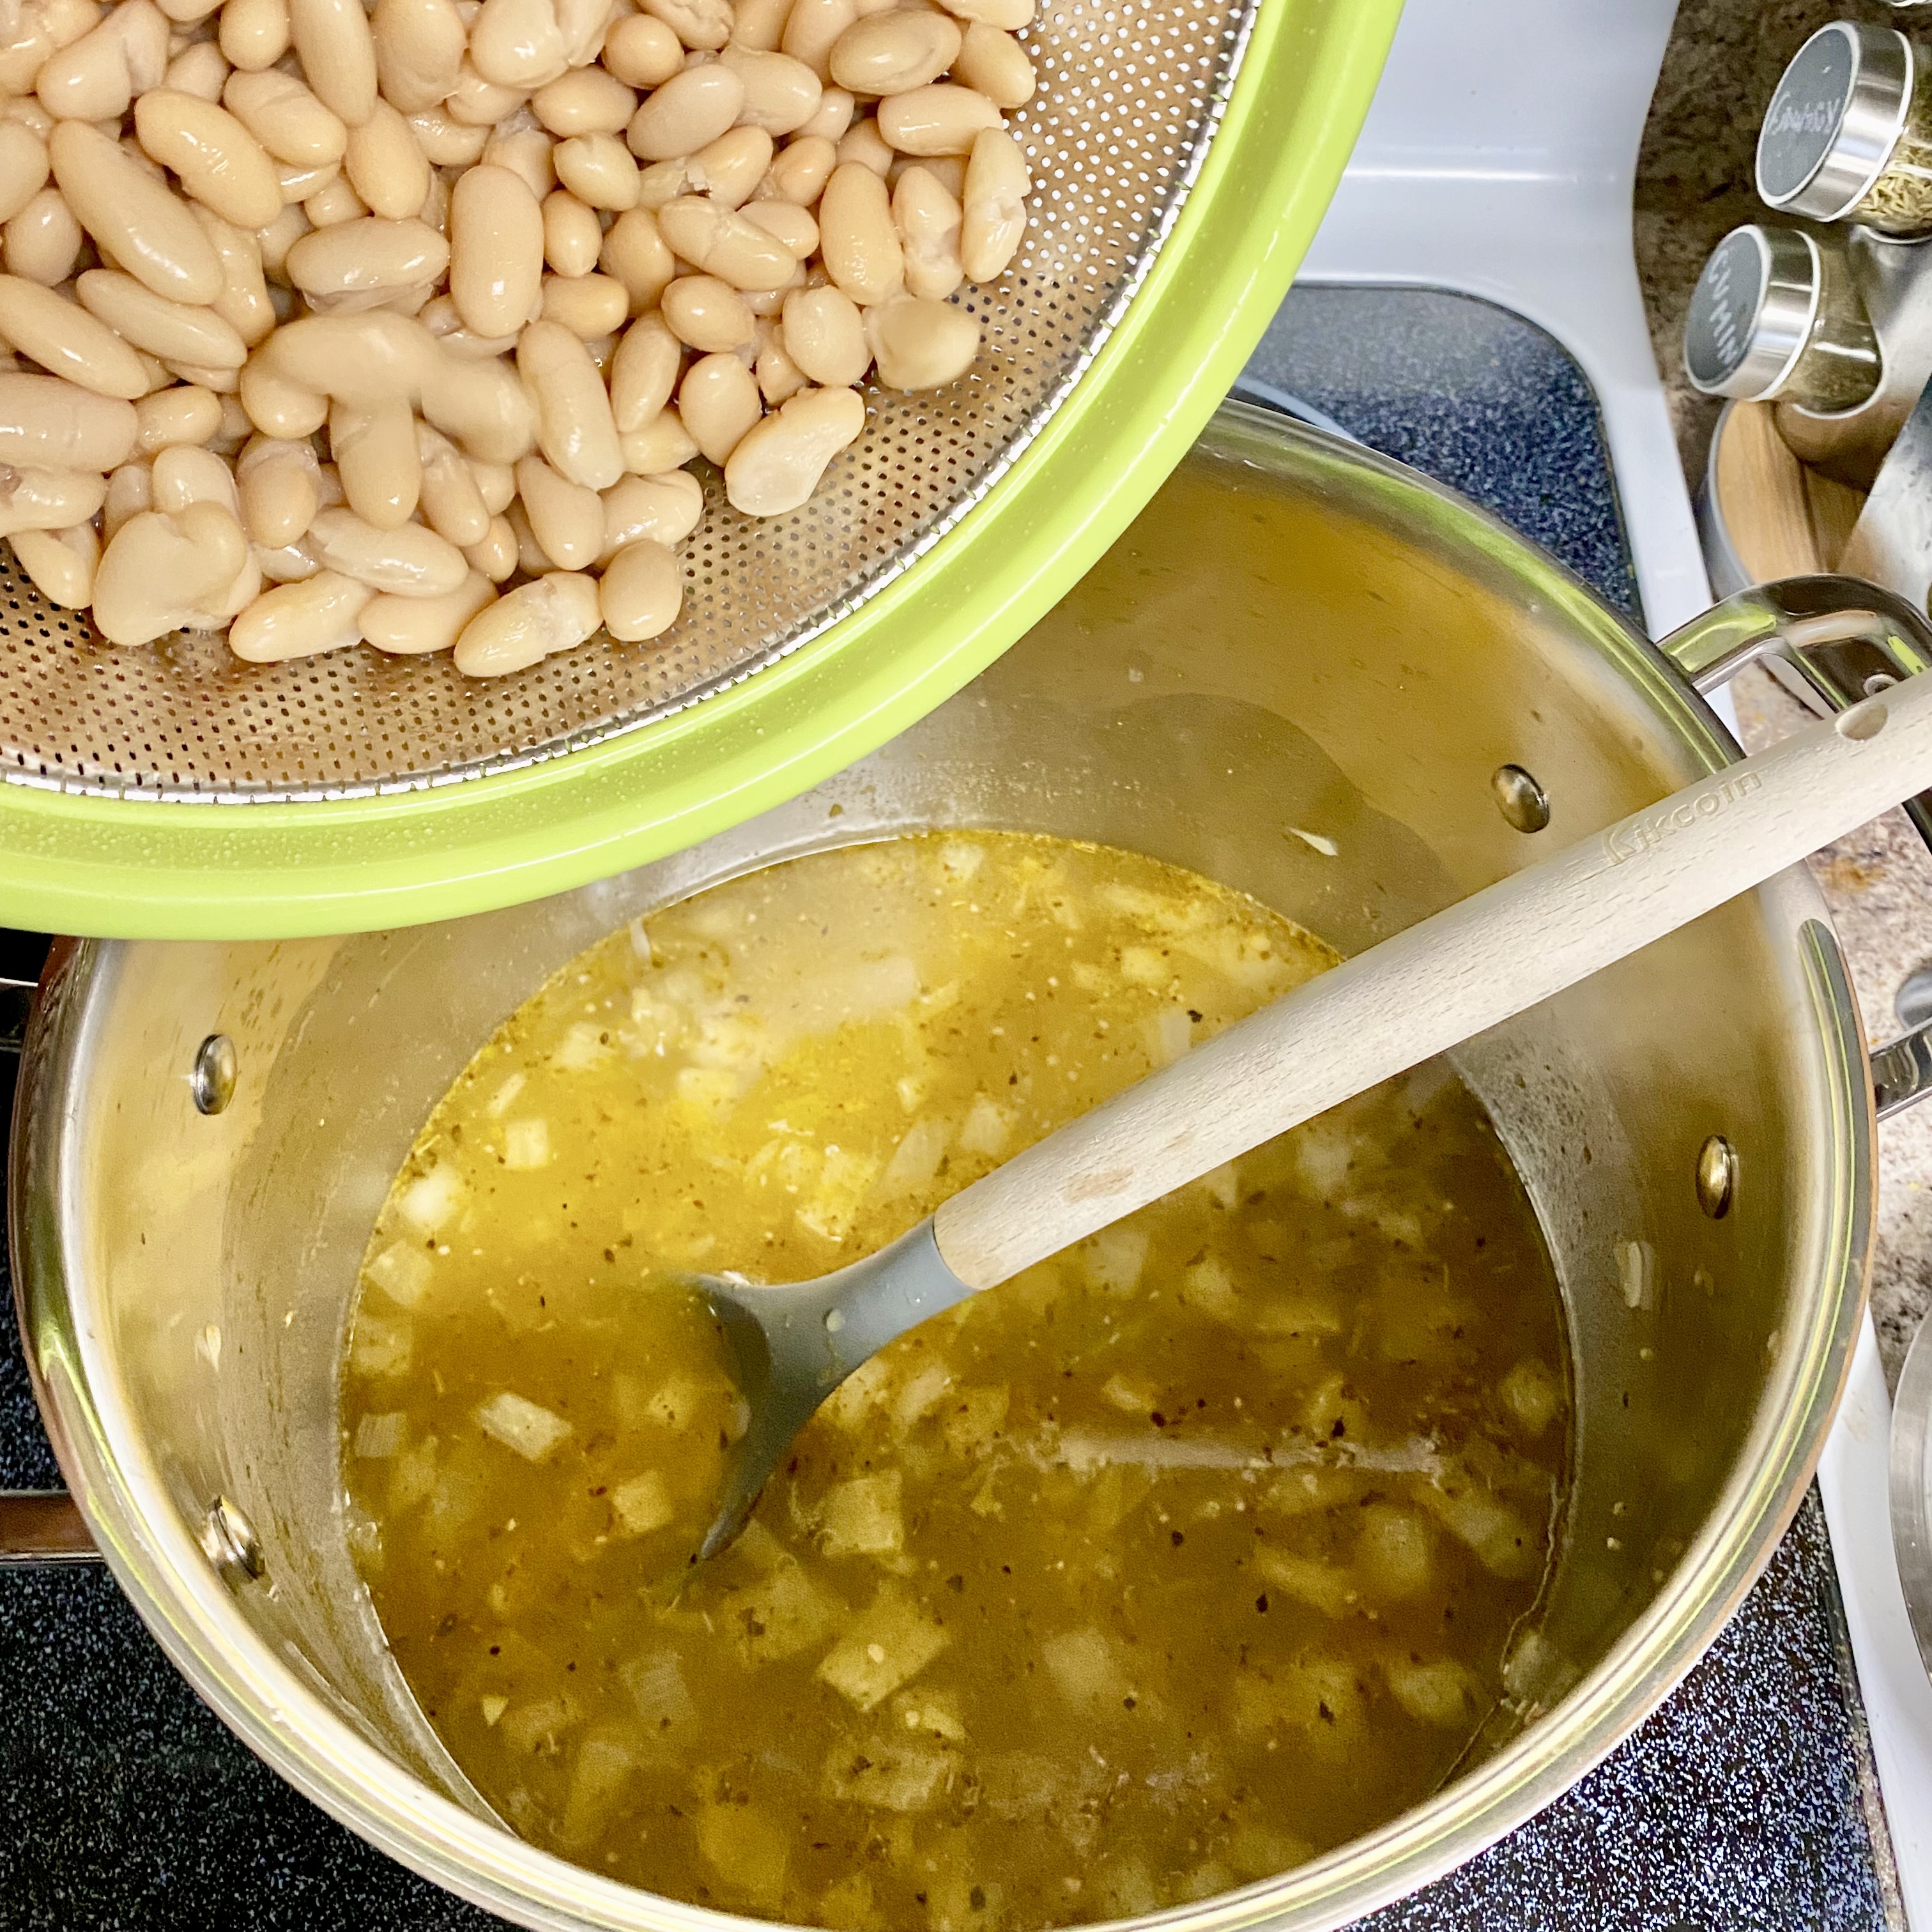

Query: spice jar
1683;224;1883;415
1757;22;1932;236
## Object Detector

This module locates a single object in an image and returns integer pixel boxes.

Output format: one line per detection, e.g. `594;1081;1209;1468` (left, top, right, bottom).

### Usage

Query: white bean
532;64;635;136
781;0;855;82
677;348;759;463
732;0;793;51
723;380;861;514
236;433;320;544
10;519;98;606
792;82;852;143
597;466;700;556
597;533;678;640
552;129;638;209
953;22;1032;109
660;270;753;350
618;403;695;473
639;0;730;51
0;272;149;396
779;281;868;388
540;268;628;337
359;567;493;652
418;347;538;460
102;459;153;539
742;195;815;257
151;441;240;515
133;86;281;228
864;293;976;388
0;371;138;467
287;215;448;303
877;82;1000;157
330;394;420;527
599;203;674;309
542;187;601;275
448;162;543;338
344;99;431;219
288;0;378;125
513;450;601;565
468;0;567;89
517;315;622;486
406;103;487;165
960;122;1025;282
818;159;900;303
371;0;464;110
625;62;742;160
227;566;370;659
0;121;50;225
480;126;555;201
463;511;518;579
446;57;531;128
261;310;441;404
828;10;958;96
91;499;247;641
219;0;289;71
134;380;223;450
451;566;599;674
600;13;680;85
50;119;223;305
306;502;466;593
37;0;169;123
0;463;107;535
402;421;487;544
718;43;820;137
3;185;79;284
469;456;516;514
892;162;961;300
834;112;892;177
222;65;345;163
608;309;680;432
239;350;328;436
755;321;805;402
192;204;275;346
758;131;834;205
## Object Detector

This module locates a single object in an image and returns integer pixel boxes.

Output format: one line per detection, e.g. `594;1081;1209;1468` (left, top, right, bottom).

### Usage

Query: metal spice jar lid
1683;224;1882;415
1756;22;1917;224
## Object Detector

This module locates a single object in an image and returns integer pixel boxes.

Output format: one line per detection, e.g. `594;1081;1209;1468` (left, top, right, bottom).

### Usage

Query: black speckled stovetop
0;284;1900;1931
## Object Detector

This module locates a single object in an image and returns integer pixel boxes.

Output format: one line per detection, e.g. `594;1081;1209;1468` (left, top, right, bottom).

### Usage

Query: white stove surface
1300;3;1932;1921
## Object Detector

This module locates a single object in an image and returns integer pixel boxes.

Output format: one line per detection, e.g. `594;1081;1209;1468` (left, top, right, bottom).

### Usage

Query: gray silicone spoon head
695;1222;970;1558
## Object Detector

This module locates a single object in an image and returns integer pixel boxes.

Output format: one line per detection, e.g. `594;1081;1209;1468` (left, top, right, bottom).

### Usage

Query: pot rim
9;409;1875;1932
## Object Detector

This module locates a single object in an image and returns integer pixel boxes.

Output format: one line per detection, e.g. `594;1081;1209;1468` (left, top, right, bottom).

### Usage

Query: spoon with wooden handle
693;670;1931;1558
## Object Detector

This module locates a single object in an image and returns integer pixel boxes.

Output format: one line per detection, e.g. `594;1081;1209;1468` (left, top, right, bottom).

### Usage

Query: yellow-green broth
341;831;1570;1928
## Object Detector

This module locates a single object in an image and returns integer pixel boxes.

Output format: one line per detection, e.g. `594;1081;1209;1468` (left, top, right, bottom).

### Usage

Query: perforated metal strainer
0;0;1399;936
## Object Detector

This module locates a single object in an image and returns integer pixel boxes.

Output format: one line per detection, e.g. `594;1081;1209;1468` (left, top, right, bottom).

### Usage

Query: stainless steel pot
10;404;1932;1931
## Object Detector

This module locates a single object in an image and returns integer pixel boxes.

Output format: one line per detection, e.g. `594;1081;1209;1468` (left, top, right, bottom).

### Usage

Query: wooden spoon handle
931;675;1931;1292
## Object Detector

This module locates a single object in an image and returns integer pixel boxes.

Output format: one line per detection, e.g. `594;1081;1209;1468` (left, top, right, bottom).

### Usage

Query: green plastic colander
0;0;1399;939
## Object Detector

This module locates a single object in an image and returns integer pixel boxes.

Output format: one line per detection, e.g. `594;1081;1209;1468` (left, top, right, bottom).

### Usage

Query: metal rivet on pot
191;1033;236;1115
1491;763;1551;833
1696;1135;1737;1219
201;1495;264;1584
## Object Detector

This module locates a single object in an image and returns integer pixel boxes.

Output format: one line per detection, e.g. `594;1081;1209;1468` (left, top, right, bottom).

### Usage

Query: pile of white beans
0;0;1032;674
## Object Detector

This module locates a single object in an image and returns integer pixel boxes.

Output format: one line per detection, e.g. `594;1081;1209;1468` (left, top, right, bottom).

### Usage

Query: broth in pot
340;832;1571;1926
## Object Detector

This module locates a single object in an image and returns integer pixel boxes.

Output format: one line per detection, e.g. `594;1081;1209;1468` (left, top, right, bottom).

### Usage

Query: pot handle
1655;574;1932;1116
0;950;98;1564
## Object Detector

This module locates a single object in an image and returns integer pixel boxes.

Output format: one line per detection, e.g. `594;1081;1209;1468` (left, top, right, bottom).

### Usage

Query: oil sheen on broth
341;832;1570;1927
